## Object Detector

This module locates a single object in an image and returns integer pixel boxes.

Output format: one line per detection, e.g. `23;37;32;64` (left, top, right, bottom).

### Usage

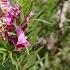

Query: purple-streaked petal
15;25;29;49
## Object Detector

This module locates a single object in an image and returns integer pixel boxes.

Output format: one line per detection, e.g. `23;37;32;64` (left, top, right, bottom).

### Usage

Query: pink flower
0;0;11;12
1;0;20;31
0;0;29;51
12;5;20;17
15;25;29;50
3;13;14;25
2;11;15;31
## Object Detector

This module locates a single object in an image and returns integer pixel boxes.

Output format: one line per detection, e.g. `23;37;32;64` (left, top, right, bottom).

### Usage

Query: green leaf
3;53;7;61
0;48;7;52
9;51;18;70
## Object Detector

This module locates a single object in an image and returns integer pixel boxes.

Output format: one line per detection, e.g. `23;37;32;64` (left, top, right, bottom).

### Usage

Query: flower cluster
0;0;29;51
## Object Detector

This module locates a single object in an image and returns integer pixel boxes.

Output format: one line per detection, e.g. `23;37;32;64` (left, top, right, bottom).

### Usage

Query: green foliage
0;0;70;70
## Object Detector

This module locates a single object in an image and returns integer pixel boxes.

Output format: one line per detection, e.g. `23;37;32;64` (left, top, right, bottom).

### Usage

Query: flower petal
15;25;29;50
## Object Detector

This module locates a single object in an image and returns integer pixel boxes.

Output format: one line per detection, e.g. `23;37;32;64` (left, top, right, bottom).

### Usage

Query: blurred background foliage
0;0;70;70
